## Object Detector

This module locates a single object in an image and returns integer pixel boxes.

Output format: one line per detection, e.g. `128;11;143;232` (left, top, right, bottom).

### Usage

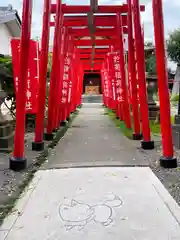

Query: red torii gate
9;0;177;171
50;13;129;71
51;15;128;27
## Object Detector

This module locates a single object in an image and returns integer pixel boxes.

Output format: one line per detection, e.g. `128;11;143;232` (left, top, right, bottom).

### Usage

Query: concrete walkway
42;103;148;169
1;103;180;239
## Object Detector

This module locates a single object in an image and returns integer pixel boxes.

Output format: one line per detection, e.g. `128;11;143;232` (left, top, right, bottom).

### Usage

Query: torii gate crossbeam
51;4;145;14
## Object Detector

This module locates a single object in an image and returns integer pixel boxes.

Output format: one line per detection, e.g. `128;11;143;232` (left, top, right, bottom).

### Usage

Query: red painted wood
52;15;128;27
80;60;103;64
34;0;51;143
46;0;62;134
69;27;128;36
116;13;131;128
133;0;151;142
152;0;174;158
79;54;106;58
79;48;109;53
51;4;145;14
127;0;141;135
75;39;116;46
13;0;33;159
81;64;101;70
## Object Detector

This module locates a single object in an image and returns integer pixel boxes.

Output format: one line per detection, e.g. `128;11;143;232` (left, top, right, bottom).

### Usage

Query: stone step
0;123;13;137
82;95;102;103
0;147;13;153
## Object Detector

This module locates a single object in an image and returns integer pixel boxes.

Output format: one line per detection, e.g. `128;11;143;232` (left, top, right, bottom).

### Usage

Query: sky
1;0;180;70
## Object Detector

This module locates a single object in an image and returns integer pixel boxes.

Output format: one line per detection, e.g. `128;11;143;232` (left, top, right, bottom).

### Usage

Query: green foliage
153;94;159;101
0;57;12;72
144;41;157;76
0;57;16;117
150;116;175;135
167;29;180;65
150;120;161;134
146;54;157;75
0;54;51;122
144;41;154;47
171;116;175;124
0;57;15;100
171;94;179;102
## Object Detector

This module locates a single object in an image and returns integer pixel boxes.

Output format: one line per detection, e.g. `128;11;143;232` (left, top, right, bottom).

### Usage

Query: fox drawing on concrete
59;195;123;231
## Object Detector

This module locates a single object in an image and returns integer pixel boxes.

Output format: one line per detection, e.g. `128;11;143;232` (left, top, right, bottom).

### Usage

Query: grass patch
150;116;175;135
171;115;175;124
106;108;133;139
149;121;161;135
105;107;174;138
118;121;133;139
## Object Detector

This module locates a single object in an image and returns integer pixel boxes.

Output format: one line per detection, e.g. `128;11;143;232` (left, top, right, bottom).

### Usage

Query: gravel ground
0;111;78;225
107;105;180;206
139;141;180;205
0;131;50;223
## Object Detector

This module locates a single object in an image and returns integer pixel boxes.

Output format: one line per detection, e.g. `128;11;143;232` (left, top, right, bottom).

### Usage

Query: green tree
0;57;16;117
0;57;14;98
146;54;157;75
167;29;180;115
167;29;180;66
144;41;157;75
144;41;154;48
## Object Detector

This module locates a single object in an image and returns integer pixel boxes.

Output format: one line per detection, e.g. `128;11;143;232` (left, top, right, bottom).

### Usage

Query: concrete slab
42;103;148;169
0;230;8;240
2;167;180;240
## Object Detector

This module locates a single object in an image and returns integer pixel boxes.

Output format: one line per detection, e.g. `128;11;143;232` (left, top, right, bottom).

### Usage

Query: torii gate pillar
127;0;141;140
152;0;177;168
9;0;33;170
45;0;62;140
32;0;51;151
133;0;154;149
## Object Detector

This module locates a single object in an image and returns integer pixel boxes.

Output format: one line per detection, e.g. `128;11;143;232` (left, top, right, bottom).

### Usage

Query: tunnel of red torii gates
9;0;177;171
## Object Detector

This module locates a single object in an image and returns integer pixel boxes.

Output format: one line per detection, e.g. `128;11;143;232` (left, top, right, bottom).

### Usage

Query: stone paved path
42;103;148;169
1;103;180;240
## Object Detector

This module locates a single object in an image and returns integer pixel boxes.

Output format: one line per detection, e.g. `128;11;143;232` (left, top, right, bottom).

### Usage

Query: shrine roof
0;5;21;25
0;5;21;38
